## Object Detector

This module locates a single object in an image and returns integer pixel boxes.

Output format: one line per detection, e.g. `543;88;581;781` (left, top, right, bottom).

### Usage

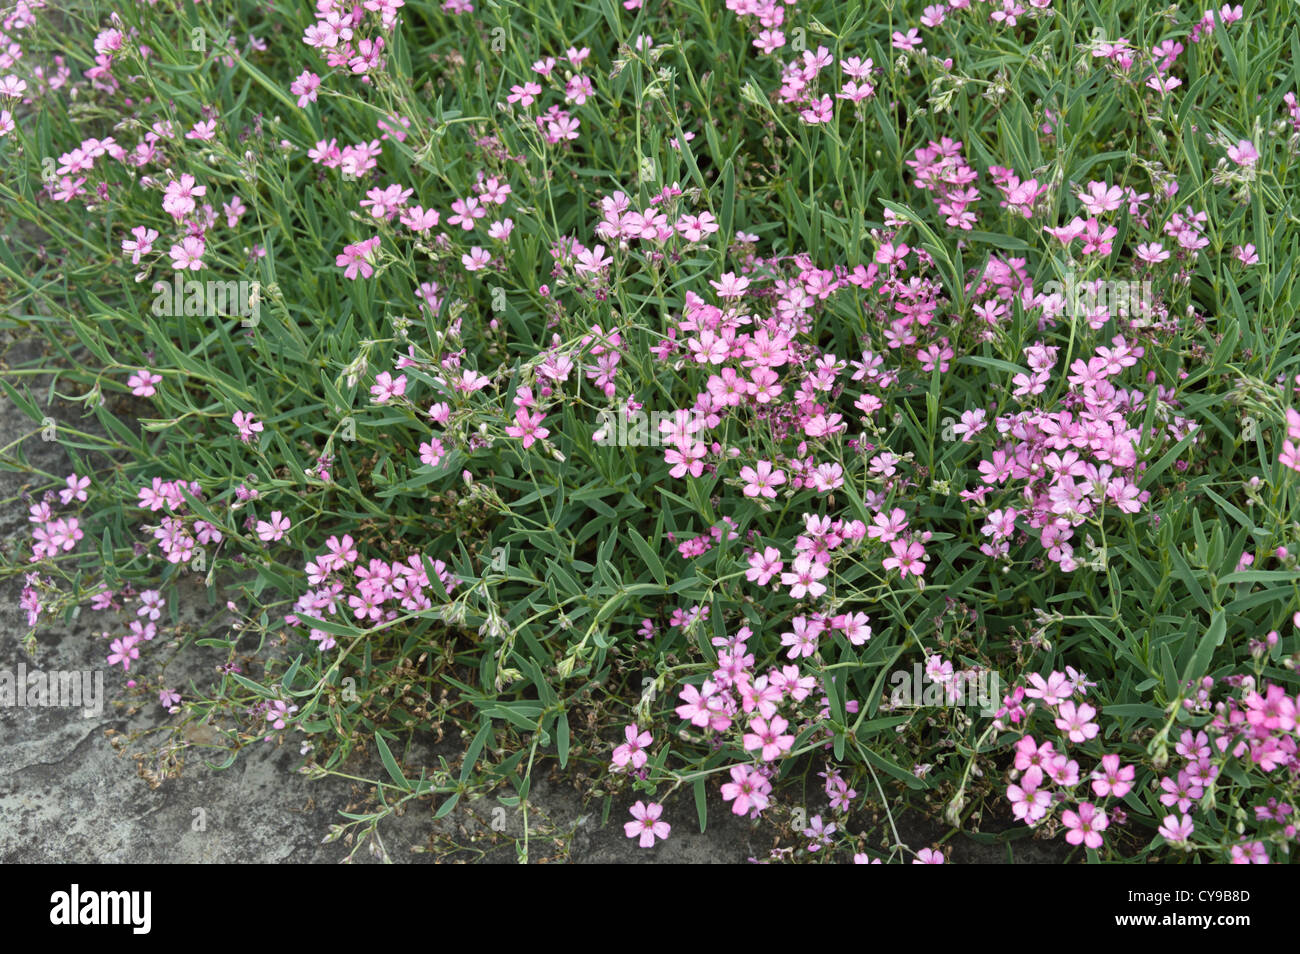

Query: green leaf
1182;609;1227;686
557;711;570;768
375;733;411;791
626;527;667;585
434;792;462;819
462;720;494;784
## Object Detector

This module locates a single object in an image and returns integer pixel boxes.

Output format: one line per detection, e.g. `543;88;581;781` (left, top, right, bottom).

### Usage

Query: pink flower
448;196;487;230
169;236;206;270
266;699;298;730
1025;671;1074;706
162;173;205;219
779;614;823;658
1055;701;1099;743
419;439;446;467
186;119;216;142
624;801;670;847
1226;139;1259;166
223;196;247;228
665;440;706;478
739;460;786;498
1134;241;1169;264
122;226;159;264
462;247;491;271
1008;765;1051;825
1158;813;1194;844
290;70;321;107
336;236;381;280
128;370;162;397
255;511;291;542
913;847;945;864
1062;802;1108;849
370;372;407;404
505;407;550;448
720;764;772;816
574;243;612;274
837;611;872;646
882;538;926;578
59;474;90;505
675;680;729;731
746;546;784;586
779;554;828;600
611;723;652;771
401;206;440;231
868;508;908;542
232;411;263;443
1090;754;1135;798
709;271;751;298
892;29;922;51
107;636;140;671
742;715;794;761
507;81;543;107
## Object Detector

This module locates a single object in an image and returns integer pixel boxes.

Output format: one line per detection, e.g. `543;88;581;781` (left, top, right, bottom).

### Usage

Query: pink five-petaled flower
882;538;926;578
780;554;828;600
336;237;382;280
231;411;263;443
1062;802;1109;849
162;173;205;219
169;236;206;270
675;679;729;732
745;546;784;586
107;635;140;671
505;406;550;449
1055;700;1100;743
122;226;158;264
624;801;670;847
803;814;836;851
779;614;822;659
709;271;750;298
255;511;291;543
1024;670;1074;706
461;247;491;271
1226;139;1259;166
743;715;794;761
837;611;872;646
266;699;298;730
720;764;772;816
665;440;706;479
128;370;162;397
868;508;908;542
1090;754;1135;798
1158;813;1194;844
611;723;652;771
1008;765;1051;825
290;70;321;106
59;473;90;505
739;460;786;498
913;848;945;864
370;371;407;404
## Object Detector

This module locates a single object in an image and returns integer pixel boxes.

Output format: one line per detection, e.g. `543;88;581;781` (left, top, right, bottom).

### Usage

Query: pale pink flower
624;801;670;847
255;511;291;542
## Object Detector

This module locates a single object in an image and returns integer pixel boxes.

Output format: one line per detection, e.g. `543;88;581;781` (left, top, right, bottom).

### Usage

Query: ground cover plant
1;0;1299;863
